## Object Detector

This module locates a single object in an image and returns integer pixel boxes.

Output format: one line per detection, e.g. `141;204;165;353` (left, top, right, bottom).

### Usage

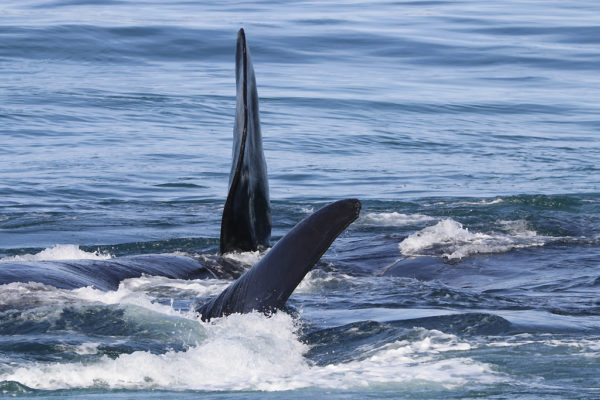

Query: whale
0;29;361;321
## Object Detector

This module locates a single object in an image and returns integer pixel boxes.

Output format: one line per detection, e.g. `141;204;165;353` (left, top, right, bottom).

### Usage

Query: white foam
360;212;436;226
0;281;79;312
221;250;265;265
0;314;502;391
59;342;100;356
479;335;600;359
0;244;112;262
295;269;359;293
300;328;501;390
537;337;600;356
497;219;537;236
73;275;229;307
399;219;547;259
0;276;229;317
455;198;504;206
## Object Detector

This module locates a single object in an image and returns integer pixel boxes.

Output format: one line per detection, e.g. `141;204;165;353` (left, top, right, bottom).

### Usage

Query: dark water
1;0;599;398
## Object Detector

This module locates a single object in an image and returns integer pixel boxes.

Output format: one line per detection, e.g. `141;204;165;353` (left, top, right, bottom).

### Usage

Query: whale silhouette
0;29;361;321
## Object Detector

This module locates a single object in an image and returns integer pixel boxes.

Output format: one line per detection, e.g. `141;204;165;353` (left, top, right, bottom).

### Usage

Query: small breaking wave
399;219;548;259
0;244;111;262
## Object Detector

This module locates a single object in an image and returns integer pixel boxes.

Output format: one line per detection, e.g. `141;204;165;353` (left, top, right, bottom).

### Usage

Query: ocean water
1;0;600;398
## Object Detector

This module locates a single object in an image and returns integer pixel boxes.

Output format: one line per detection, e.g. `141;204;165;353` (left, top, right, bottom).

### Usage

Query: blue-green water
1;0;599;398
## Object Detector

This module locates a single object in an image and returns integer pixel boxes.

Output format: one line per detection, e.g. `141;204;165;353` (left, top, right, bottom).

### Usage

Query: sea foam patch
455;198;504;206
221;249;265;265
73;275;230;307
0;281;80;312
399;219;548;259
295;269;361;293
0;275;230;315
360;212;436;226
300;328;503;390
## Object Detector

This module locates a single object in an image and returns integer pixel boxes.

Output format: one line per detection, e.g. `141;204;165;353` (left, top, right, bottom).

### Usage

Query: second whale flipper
198;199;361;321
220;28;271;254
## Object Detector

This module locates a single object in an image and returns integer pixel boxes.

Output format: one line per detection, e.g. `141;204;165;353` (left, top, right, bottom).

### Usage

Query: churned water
1;0;599;398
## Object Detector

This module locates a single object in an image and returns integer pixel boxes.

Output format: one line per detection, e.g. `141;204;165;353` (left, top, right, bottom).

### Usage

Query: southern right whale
0;29;361;321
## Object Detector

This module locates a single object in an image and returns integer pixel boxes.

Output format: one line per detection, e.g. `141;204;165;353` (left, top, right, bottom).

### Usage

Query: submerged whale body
0;29;360;321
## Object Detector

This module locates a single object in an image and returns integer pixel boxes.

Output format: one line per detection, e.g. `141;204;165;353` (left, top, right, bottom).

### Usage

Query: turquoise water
1;0;599;398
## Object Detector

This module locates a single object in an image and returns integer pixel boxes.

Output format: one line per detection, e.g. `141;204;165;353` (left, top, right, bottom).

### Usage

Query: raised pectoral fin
200;199;361;321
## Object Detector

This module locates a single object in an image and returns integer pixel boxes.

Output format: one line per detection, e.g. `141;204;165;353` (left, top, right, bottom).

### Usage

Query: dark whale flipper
198;198;361;321
220;28;271;254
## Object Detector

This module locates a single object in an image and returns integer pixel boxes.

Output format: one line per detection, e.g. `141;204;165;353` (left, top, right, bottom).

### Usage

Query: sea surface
1;0;600;398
